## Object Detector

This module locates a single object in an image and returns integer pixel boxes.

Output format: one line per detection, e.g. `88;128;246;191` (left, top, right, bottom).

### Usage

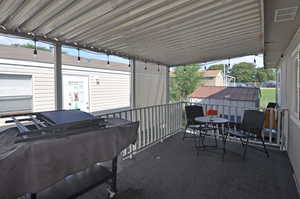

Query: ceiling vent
274;7;298;22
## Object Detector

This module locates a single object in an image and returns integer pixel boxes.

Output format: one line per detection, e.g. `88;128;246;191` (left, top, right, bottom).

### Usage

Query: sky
202;54;264;69
0;34;263;68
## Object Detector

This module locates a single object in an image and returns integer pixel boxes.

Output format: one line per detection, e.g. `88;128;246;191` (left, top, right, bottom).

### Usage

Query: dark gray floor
79;133;299;199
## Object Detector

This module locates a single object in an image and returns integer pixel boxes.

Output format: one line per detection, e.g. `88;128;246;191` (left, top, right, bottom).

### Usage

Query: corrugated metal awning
0;0;263;66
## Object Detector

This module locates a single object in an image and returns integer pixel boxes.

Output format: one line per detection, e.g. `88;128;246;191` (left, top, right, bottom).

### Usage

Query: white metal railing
183;101;289;149
95;102;184;158
95;101;289;158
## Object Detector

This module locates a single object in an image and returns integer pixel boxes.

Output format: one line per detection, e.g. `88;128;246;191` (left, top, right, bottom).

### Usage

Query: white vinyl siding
0;58;130;113
0;60;55;112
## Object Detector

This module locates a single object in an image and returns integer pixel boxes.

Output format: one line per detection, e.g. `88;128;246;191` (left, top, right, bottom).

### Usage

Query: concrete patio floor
79;133;299;199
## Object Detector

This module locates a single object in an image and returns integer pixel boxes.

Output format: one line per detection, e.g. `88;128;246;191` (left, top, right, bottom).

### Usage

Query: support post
54;43;63;110
165;67;170;104
130;58;136;108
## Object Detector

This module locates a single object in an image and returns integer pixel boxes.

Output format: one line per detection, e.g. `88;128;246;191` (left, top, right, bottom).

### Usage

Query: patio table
194;116;229;156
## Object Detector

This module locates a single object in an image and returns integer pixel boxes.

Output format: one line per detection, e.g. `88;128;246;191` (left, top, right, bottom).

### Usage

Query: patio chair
183;105;218;149
224;110;269;160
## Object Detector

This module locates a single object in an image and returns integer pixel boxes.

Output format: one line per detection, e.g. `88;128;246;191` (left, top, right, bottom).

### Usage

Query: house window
0;74;32;114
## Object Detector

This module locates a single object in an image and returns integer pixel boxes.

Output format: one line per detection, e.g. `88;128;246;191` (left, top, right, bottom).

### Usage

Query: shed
188;86;261;122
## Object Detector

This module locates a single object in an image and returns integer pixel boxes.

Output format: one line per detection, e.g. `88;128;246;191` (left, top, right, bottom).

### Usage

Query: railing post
54;43;63;110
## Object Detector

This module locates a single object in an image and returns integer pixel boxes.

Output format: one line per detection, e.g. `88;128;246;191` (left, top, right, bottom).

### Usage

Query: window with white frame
0;74;33;114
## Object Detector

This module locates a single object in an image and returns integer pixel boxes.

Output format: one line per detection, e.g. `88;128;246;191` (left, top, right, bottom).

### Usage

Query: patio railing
183;102;289;150
95;102;184;158
95;102;289;158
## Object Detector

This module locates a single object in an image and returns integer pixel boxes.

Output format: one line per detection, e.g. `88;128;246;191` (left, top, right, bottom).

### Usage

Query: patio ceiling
0;0;263;66
264;0;300;68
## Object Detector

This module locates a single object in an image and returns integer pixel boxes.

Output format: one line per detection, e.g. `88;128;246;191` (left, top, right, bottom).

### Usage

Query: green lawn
260;88;276;108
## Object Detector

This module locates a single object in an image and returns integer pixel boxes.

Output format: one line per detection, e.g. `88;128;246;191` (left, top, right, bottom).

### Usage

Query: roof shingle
189;86;260;101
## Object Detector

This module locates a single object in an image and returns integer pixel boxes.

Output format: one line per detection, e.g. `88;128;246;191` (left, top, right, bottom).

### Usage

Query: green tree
208;64;225;70
256;68;276;82
229;62;276;83
229;62;257;82
170;64;202;101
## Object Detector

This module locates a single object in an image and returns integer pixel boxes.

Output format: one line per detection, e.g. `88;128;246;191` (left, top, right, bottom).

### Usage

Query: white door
63;75;89;112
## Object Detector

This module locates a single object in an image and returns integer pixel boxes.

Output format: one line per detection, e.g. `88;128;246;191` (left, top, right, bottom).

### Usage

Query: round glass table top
195;116;229;124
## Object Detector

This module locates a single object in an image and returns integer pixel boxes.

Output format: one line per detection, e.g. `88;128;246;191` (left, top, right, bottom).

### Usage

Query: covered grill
0;110;139;199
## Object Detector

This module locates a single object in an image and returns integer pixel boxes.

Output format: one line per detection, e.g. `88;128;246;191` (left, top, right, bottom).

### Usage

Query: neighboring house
201;70;224;86
0;45;130;114
188;86;260;122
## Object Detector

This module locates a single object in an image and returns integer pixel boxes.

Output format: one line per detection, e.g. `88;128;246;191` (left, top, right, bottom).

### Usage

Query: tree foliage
228;62;276;83
229;62;256;82
170;64;202;101
256;68;276;82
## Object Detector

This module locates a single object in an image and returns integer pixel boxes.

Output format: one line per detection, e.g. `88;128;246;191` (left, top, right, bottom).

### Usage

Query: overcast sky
0;35;263;68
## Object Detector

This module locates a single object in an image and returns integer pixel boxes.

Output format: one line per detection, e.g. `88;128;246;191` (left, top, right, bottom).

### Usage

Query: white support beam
130;58;136;108
166;67;170;104
54;43;63;110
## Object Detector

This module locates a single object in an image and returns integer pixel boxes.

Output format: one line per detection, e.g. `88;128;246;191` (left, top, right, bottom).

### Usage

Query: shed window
0;74;32;114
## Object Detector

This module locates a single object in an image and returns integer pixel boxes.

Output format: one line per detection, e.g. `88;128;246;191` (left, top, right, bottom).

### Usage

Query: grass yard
260;88;276;108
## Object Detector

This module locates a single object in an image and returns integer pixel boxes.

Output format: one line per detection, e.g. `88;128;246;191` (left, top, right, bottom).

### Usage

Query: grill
0;109;108;143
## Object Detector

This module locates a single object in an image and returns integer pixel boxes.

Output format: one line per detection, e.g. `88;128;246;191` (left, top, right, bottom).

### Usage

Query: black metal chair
267;102;278;108
183;105;218;150
224;110;269;160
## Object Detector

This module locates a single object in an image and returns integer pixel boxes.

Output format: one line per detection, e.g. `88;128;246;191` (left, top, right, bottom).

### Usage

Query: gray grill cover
0;118;138;199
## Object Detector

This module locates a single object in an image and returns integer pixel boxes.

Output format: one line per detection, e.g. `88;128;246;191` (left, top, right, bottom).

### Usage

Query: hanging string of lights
33;38;37;56
107;53;110;65
29;37;165;69
77;48;80;62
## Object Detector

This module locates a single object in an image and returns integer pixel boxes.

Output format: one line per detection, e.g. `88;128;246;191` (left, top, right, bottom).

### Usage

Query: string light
144;61;147;70
128;58;131;67
77;48;80;62
157;64;160;72
254;55;257;64
107;54;110;65
33;39;37;56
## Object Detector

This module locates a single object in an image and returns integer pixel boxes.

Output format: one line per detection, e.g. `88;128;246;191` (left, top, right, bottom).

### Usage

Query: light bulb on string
107;54;110;65
77;48;80;62
33;39;37;57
